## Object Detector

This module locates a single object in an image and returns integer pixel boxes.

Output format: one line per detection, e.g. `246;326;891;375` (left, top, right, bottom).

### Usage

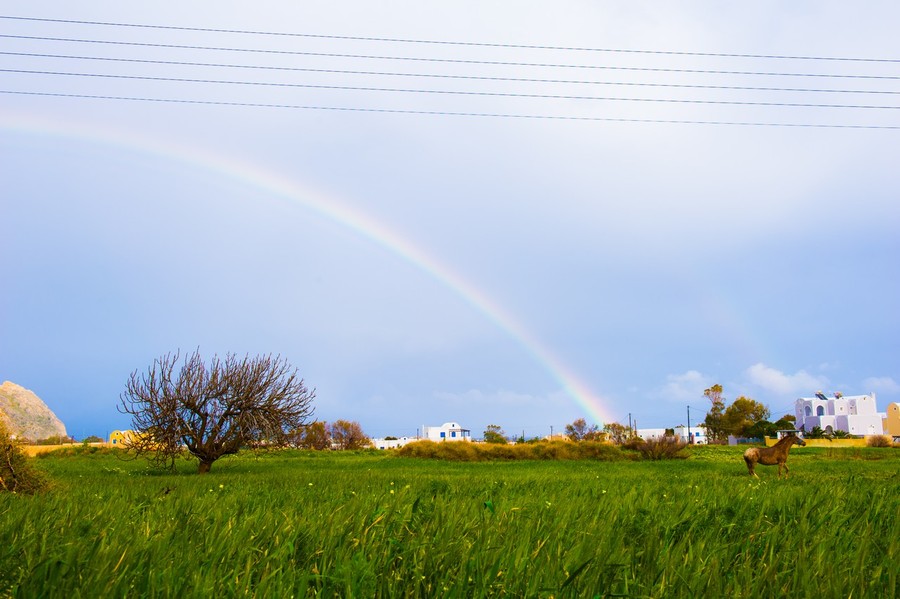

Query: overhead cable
4;51;899;96
3;35;899;81
7;68;900;110
4;90;899;129
2;14;898;64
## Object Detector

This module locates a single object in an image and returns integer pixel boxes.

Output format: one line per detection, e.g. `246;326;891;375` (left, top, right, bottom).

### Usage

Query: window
805;406;812;417
816;406;825;416
440;432;445;438
451;431;456;438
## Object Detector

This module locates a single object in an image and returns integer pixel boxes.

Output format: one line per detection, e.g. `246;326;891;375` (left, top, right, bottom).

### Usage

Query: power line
5;51;900;96
3;34;899;81
3;15;898;64
4;89;899;129
7;68;900;110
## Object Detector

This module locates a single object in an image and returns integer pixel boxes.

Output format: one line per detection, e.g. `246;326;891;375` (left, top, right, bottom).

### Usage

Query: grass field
2;445;897;597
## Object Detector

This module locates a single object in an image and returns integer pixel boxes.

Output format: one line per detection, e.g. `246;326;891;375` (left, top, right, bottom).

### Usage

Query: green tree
771;415;797;436
744;419;776;440
482;424;508;444
119;349;316;474
723;396;771;438
703;384;727;443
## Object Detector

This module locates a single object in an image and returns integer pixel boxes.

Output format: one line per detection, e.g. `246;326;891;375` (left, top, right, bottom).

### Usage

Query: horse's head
791;434;807;447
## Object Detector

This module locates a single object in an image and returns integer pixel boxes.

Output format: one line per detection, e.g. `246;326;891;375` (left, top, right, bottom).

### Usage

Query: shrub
621;437;645;451
632;437;689;460
34;435;75;446
0;421;49;494
866;435;893;448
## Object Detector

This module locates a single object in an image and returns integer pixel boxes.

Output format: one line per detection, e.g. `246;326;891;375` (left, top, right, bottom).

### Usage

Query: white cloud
862;376;900;395
653;370;715;403
744;363;829;396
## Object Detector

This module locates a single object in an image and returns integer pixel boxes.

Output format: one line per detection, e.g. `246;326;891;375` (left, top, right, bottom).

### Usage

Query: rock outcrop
0;381;67;442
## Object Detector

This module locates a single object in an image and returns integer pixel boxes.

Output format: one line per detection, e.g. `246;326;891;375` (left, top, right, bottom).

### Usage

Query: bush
1;421;49;494
36;445;114;458
34;435;75;446
866;435;893;448
621;437;645;451
631;437;689;460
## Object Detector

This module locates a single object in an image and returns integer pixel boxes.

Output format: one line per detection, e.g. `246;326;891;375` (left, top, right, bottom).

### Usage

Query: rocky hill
0;381;67;442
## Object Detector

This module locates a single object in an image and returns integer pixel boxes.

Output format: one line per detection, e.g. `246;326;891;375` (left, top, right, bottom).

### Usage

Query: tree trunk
198;460;213;474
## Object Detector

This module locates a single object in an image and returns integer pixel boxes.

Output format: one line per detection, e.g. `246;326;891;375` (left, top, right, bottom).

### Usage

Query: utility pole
687;405;692;444
628;413;632;434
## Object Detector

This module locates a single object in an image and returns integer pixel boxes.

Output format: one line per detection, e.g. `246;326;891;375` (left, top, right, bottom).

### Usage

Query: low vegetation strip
395;439;631;461
394;437;689;461
2;446;897;597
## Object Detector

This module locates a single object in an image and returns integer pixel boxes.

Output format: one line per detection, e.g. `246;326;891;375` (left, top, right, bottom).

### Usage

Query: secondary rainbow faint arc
3;113;615;424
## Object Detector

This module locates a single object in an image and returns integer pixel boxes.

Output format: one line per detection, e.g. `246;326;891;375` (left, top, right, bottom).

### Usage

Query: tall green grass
1;446;897;597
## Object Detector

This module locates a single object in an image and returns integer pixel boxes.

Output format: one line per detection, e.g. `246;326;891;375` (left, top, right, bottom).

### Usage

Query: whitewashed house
371;436;415;450
795;392;885;436
422;422;471;442
675;424;707;444
636;428;667;441
635;425;706;444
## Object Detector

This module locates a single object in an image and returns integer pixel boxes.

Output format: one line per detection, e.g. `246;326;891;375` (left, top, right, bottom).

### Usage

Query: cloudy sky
2;1;898;440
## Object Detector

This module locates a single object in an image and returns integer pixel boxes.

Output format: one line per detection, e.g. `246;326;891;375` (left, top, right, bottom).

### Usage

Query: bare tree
119;350;315;474
295;421;331;450
703;384;727;443
602;422;633;444
565;418;603;441
329;420;370;450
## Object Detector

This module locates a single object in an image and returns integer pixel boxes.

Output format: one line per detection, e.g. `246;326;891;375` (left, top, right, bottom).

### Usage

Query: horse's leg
744;455;757;477
783;462;789;478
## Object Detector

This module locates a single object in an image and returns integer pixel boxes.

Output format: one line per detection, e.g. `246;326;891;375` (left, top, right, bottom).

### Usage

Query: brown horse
743;433;806;478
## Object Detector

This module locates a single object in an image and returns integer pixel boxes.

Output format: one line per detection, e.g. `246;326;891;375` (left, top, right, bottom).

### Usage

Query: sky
2;1;899;441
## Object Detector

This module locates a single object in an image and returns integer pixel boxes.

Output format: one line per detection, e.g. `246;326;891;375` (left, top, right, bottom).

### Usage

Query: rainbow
2;112;615;424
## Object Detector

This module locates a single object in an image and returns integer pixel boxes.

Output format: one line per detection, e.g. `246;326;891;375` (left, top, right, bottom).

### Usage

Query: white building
676;424;707;444
422;422;471;442
795;392;885;436
371;436;415;450
636;428;667;441
635;425;707;444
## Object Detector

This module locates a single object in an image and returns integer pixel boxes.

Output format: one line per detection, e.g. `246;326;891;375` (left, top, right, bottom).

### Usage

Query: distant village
4;379;899;450
369;392;900;450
